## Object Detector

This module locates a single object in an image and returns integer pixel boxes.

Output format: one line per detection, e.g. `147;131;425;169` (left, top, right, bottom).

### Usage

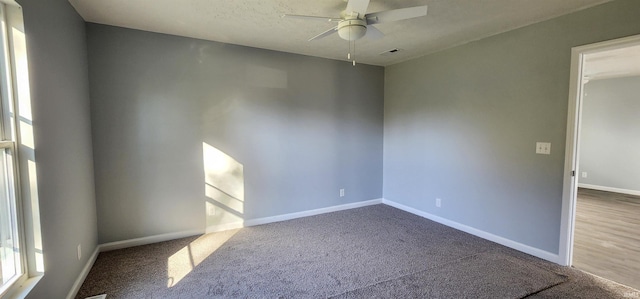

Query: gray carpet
77;205;640;298
331;251;566;298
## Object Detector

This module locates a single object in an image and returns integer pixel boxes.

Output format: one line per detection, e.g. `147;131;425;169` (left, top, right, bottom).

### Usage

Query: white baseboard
382;198;561;264
205;221;245;234
244;199;383;227
205;199;383;233
100;229;205;252
578;183;640;196
66;246;100;299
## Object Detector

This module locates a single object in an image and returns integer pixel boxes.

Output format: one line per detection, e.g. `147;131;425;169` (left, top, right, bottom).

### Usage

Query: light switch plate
536;142;551;155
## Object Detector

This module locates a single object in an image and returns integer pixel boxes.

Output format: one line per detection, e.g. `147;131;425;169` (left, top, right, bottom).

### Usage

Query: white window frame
0;2;25;296
0;2;43;297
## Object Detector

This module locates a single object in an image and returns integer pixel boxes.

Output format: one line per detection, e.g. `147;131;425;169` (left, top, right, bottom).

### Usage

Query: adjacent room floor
573;188;640;291
77;205;639;298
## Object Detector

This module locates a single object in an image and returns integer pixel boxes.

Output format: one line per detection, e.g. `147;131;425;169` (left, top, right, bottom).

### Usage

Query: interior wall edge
65;246;101;299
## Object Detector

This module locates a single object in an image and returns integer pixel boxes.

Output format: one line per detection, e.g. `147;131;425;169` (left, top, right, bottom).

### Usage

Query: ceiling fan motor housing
337;19;367;41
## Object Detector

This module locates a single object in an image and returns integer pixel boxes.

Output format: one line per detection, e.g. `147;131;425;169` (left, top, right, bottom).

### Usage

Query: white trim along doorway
559;33;640;266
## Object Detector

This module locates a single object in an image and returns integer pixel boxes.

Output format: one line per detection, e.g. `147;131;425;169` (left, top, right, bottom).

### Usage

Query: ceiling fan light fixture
337;19;367;41
282;0;428;64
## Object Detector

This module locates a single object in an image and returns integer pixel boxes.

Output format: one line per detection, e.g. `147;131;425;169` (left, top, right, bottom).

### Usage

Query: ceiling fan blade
365;25;384;39
281;14;340;22
365;5;428;25
346;0;370;17
309;26;339;41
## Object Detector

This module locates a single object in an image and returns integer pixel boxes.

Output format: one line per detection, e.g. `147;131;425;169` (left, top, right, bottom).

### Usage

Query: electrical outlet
436;198;441;208
581;172;587;178
77;244;82;260
339;189;345;197
535;142;551;155
206;203;216;216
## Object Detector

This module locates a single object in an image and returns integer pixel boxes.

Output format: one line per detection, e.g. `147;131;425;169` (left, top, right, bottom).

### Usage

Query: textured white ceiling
69;0;613;66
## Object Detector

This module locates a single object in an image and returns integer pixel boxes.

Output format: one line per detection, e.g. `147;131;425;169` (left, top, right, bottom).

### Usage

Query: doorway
560;35;640;289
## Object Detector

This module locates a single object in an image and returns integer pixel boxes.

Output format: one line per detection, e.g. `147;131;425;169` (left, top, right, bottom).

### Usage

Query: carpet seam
518;278;570;299
327;249;494;298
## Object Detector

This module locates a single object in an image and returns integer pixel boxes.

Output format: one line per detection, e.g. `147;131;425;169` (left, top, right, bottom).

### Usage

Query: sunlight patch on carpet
167;229;239;287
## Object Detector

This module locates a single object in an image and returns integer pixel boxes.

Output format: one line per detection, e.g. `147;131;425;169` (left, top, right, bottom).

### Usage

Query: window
0;139;20;294
0;2;22;295
0;2;42;296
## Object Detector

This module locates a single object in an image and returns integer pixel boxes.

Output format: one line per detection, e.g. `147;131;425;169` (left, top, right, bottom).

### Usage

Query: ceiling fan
282;0;428;65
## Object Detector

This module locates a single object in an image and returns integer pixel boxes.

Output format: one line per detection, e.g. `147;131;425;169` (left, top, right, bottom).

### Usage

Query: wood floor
573;187;640;290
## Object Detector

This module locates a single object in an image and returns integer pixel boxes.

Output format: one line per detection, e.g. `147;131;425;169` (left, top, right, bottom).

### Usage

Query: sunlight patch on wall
167;229;239;287
203;142;244;228
205;184;244;214
203;142;244;202
27;160;43;272
18;120;33;149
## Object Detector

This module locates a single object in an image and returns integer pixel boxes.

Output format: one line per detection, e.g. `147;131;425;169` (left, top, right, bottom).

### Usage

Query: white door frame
559;34;640;266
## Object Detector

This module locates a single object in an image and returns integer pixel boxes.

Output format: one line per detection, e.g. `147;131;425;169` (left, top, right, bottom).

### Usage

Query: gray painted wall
384;0;640;254
86;24;384;243
18;0;98;298
579;76;640;192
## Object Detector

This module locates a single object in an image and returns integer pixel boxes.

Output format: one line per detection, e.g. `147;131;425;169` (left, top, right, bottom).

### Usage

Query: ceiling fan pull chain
353;40;356;66
347;26;352;59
